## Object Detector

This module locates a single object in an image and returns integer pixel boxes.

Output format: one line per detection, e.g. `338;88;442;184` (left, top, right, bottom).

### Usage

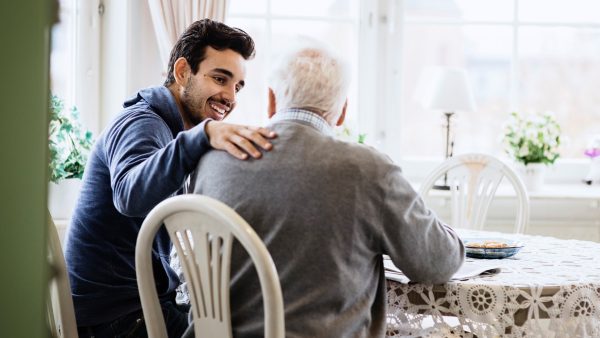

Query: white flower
529;114;545;125
518;144;529;157
502;111;562;165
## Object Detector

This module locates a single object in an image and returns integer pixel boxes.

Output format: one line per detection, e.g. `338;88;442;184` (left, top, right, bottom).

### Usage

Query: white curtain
147;0;230;72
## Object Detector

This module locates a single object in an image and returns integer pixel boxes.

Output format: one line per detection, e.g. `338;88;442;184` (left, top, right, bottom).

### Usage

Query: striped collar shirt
269;108;334;137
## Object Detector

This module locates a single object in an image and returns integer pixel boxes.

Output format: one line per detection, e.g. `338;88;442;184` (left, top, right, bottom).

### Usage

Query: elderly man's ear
336;100;348;126
268;88;277;119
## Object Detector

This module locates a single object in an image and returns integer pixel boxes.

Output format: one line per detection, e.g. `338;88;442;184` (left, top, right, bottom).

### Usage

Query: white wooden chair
47;214;78;338
419;153;530;233
136;195;285;338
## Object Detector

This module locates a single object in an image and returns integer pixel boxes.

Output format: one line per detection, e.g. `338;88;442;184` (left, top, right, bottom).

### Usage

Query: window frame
226;0;364;132
86;0;596;184
377;0;598;183
51;0;101;136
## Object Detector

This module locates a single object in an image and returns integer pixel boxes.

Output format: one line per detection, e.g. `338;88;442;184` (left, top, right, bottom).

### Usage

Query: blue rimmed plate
463;238;524;259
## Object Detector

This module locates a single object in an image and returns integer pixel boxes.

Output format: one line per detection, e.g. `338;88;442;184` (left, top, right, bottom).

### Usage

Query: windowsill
50;161;600;245
418;183;600;200
508;183;600;200
398;157;599;196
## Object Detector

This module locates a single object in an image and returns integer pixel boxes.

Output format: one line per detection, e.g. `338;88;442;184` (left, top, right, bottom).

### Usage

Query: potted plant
503;111;561;191
48;94;93;219
337;125;367;144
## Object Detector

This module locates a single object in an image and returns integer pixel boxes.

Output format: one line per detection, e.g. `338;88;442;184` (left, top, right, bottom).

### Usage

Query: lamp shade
416;67;477;112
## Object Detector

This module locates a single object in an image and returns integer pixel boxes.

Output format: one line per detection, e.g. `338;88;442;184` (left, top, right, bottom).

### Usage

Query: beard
180;78;233;126
180;82;206;126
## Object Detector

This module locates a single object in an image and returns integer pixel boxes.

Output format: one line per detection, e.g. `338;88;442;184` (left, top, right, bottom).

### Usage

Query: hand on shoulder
205;121;277;160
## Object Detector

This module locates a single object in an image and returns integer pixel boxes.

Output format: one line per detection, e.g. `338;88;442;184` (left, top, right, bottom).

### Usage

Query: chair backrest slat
419;153;530;234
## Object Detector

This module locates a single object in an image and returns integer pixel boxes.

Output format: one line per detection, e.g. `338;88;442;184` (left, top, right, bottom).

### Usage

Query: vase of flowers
584;135;600;185
48;95;93;219
503;111;561;191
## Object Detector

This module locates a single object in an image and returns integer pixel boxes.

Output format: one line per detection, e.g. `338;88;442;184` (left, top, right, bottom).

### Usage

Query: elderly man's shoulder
333;138;393;163
197;128;395;171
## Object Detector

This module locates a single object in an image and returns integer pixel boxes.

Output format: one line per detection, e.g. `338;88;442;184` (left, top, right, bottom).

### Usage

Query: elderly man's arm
378;165;465;284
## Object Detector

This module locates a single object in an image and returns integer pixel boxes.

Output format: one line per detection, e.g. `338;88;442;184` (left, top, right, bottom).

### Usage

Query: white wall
100;0;128;128
127;0;163;94
100;0;162;129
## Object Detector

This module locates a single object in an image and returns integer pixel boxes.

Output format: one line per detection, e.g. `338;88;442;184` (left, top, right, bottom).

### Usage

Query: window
225;0;361;132
61;0;597;174
50;0;77;108
50;0;100;135
225;0;599;168
49;0;100;222
396;0;600;160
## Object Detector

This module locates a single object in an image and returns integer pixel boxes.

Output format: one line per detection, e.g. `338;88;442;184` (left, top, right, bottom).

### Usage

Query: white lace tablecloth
386;229;600;338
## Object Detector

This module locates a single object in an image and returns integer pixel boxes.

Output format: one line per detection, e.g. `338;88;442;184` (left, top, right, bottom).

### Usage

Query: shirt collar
269;108;334;137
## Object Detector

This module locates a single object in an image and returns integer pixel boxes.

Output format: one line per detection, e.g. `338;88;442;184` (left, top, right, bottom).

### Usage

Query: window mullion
357;0;379;151
510;0;519;112
74;0;101;135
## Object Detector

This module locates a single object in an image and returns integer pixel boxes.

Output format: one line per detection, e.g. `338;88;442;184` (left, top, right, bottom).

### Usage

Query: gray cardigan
192;109;464;338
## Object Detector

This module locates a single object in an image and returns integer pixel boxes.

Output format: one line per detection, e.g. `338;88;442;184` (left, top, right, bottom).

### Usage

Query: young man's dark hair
164;18;256;86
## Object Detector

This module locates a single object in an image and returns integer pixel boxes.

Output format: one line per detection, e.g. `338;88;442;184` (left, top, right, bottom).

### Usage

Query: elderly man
190;41;465;337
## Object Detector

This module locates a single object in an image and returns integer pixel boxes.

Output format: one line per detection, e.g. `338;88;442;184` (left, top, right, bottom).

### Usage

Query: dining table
385;229;600;338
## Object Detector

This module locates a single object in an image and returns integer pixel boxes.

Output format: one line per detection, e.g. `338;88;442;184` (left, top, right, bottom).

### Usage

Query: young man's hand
205;121;277;160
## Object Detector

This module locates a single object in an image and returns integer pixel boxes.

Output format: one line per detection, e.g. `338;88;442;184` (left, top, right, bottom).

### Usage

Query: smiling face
174;46;247;129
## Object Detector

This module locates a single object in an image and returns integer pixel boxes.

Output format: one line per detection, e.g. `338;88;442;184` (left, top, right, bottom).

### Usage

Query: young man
65;19;274;338
190;42;465;337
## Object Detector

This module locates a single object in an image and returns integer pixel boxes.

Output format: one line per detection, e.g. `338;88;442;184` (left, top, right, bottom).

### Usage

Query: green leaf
358;133;367;144
48;94;94;183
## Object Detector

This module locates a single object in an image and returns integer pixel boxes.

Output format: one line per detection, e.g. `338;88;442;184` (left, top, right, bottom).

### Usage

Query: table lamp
416;67;477;189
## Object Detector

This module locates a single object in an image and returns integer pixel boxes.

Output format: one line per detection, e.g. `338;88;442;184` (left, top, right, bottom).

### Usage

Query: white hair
269;39;351;116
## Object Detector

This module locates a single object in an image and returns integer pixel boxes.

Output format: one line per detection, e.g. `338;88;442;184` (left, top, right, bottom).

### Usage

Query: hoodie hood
123;86;184;138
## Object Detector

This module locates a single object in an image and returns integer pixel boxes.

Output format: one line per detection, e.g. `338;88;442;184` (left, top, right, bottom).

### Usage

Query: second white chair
419;153;530;234
47;214;78;338
135;195;285;338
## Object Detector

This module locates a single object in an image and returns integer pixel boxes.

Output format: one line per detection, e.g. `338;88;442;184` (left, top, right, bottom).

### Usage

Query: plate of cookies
462;238;524;259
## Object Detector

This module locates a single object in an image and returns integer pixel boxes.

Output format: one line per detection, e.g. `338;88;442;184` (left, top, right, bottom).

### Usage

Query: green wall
0;1;56;337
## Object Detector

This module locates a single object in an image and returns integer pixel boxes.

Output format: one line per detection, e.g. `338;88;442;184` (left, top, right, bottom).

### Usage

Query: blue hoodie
65;86;211;326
